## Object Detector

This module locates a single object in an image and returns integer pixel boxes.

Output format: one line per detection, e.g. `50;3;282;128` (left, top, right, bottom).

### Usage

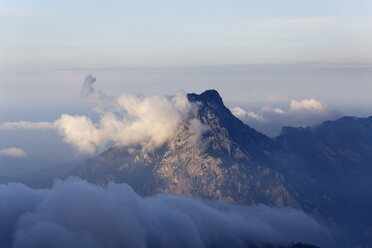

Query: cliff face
72;90;299;206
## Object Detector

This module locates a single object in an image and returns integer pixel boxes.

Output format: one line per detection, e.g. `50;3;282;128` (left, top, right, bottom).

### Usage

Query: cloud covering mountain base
0;178;329;248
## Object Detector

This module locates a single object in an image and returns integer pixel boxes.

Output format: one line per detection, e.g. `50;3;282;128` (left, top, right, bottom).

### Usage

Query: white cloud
262;106;285;114
290;98;328;113
231;107;264;121
0;121;55;130
55;91;199;153
0;147;27;157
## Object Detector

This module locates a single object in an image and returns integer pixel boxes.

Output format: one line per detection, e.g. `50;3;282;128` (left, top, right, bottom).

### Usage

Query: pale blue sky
1;0;372;67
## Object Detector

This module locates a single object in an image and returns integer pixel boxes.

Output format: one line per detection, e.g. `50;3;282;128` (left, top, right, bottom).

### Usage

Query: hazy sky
1;1;372;170
1;0;372;110
2;0;372;65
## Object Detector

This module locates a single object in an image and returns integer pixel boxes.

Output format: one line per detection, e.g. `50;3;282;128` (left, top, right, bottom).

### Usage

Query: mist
0;178;330;248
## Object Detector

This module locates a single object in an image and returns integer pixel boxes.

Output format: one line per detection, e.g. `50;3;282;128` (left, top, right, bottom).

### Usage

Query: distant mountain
276;116;372;182
276;116;372;245
276;115;372;210
70;90;372;247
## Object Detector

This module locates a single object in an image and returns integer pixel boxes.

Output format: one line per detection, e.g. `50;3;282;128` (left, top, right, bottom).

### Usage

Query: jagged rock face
72;90;298;206
188;90;278;159
155;90;297;205
156;122;297;206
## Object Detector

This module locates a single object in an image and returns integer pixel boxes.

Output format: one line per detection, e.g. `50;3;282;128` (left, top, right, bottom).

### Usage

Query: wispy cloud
0;147;27;157
0;121;55;130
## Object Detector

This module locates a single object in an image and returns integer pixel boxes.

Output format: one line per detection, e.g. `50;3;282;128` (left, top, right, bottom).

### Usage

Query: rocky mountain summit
72;90;372;246
73;90;300;206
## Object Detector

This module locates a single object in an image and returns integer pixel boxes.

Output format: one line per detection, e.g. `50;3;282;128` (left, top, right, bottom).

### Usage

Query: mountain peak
187;89;223;106
186;89;277;159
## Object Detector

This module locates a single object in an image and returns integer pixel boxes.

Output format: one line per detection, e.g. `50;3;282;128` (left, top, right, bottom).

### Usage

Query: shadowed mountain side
276;116;372;179
275;116;372;207
276;116;372;245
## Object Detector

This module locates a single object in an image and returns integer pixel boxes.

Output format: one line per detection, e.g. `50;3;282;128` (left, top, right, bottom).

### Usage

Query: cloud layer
0;147;27;157
0;178;329;248
231;98;342;136
0;75;204;154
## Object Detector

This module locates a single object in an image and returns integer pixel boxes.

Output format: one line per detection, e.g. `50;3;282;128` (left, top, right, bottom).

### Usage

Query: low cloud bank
0;75;205;154
0;147;27;158
231;98;342;136
0;178;329;248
